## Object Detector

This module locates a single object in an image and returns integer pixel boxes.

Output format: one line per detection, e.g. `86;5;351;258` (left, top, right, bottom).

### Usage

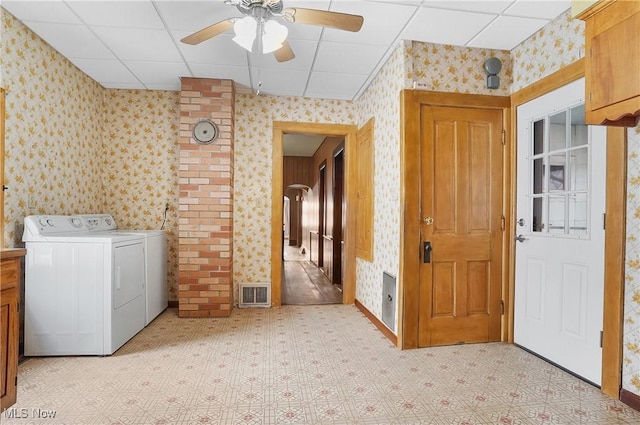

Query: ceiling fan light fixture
232;16;257;52
262;20;288;54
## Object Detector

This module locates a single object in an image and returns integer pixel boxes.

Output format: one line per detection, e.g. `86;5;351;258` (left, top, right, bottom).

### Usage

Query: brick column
178;78;234;317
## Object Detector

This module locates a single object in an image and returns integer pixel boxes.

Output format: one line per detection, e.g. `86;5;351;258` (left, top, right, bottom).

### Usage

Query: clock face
193;119;219;144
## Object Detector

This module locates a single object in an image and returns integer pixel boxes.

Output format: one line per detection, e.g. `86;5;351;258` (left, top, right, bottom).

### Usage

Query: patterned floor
3;305;639;425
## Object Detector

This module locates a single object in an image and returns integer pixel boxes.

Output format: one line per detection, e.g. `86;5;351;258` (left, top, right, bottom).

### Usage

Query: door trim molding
399;91;511;349
509;58;625;398
271;121;358;307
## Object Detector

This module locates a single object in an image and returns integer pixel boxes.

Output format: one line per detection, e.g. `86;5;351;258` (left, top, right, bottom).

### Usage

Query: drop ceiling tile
305;71;368;98
1;1;80;24
503;0;571;20
421;1;514;14
125;61;190;86
324;1;416;45
173;31;248;67
102;82;146;90
364;0;423;6
467;15;549;50
402;7;497;46
92;27;182;62
155;0;242;32
144;83;181;91
66;0;164;29
20;21;116;60
278;0;330;41
189;63;252;88
250;39;319;71
71;58;140;85
313;42;387;75
250;68;308;96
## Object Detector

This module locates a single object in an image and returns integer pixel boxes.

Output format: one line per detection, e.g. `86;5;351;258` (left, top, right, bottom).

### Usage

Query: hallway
282;244;343;305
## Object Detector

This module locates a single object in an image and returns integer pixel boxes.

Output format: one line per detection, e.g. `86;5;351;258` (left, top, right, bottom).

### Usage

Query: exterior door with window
514;78;606;385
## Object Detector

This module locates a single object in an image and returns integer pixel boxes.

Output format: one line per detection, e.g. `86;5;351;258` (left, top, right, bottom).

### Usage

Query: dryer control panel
78;214;117;231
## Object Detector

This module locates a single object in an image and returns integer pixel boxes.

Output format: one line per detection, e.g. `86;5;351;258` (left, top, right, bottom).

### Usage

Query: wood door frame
509;58;625;398
400;91;511;349
271;121;358;307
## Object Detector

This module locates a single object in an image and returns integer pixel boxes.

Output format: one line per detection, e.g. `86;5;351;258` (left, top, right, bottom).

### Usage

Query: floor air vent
239;283;271;308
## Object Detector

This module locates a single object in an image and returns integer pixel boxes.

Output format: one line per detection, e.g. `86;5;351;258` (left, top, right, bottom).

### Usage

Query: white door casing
514;78;606;385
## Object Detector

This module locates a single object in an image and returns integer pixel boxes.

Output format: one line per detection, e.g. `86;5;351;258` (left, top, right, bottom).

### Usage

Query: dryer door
113;242;145;309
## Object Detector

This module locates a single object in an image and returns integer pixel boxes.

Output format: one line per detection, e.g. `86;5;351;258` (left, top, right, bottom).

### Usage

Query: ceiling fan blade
274;40;295;62
283;8;364;32
181;19;234;45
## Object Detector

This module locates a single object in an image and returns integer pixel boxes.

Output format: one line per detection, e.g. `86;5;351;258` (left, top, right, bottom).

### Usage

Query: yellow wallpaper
408;41;512;96
511;10;584;92
353;43;405;329
102;89;180;301
1;10;104;246
625;125;640;395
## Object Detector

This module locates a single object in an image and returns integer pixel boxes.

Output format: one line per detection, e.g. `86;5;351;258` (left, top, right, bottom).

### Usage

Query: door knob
517;218;525;226
515;234;527;243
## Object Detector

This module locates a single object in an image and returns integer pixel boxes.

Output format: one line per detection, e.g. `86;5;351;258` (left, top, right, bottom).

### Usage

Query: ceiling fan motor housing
235;0;283;17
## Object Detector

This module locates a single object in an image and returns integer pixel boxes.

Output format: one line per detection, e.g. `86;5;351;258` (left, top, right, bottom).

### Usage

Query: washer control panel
23;215;90;240
77;214;117;231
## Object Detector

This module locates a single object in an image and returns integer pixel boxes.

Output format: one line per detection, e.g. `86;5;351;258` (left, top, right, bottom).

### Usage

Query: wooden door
318;163;326;269
322;157;334;281
418;106;503;347
332;146;345;286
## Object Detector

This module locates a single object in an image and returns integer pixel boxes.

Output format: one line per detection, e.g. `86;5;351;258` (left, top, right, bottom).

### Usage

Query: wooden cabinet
1;249;25;410
578;0;640;126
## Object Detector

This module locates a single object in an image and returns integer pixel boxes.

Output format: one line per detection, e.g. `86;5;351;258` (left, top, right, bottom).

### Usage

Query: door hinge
501;129;506;146
603;213;606;230
500;300;505;315
600;330;603;348
15;376;18;386
501;215;505;231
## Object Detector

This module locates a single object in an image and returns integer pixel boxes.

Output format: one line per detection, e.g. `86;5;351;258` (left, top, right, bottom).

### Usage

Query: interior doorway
271;122;358;307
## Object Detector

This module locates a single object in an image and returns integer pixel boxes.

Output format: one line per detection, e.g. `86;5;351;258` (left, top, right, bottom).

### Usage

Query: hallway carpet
3;305;638;425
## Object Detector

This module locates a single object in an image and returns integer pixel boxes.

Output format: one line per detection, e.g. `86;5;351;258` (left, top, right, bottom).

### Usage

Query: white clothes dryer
23;215;146;356
78;214;168;325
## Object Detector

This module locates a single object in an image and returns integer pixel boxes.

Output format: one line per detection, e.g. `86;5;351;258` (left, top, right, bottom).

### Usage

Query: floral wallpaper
408;41;512;96
511;10;584;92
353;43;405;330
1;11;104;247
625;125;640;395
233;94;356;302
102;89;180;301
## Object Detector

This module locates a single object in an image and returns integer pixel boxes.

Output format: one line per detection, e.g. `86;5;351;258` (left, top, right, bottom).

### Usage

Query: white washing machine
78;214;168;325
23;215;146;356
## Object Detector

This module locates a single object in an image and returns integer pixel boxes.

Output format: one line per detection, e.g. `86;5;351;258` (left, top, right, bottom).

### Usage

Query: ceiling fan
181;0;364;63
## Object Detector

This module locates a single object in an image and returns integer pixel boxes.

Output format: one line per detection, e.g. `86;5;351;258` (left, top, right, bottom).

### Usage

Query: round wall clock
192;119;219;145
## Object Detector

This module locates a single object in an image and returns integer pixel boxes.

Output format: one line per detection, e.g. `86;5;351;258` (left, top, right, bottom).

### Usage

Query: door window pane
548;154;566;192
533;119;544;155
548;195;565;234
549;112;567;151
568;193;588;235
570;104;588;147
533;158;544;194
569;147;588;191
532;197;544;232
